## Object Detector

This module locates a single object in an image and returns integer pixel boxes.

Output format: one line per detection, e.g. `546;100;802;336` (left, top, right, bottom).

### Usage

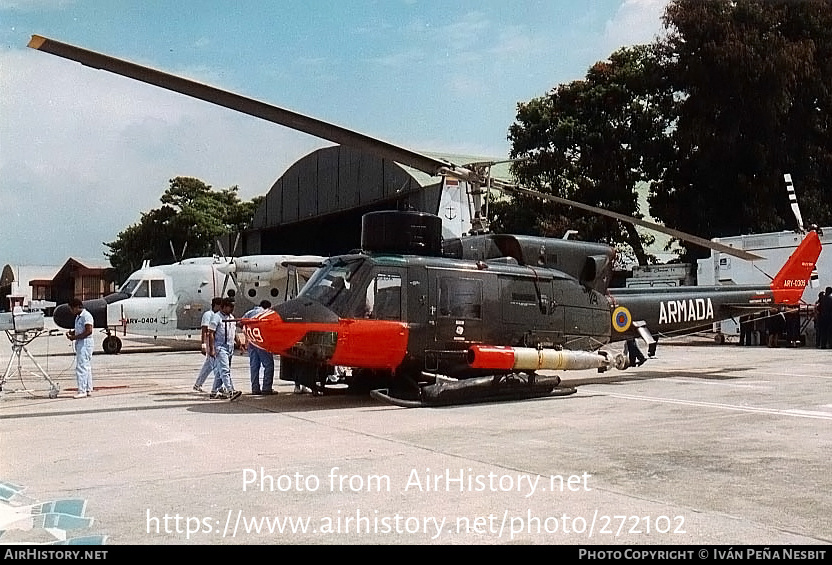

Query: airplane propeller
169;240;188;263
216;232;242;297
28;34;763;262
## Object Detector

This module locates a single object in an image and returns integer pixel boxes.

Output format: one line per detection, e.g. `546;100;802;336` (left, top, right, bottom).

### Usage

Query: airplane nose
83;298;109;328
52;304;74;329
52;298;109;329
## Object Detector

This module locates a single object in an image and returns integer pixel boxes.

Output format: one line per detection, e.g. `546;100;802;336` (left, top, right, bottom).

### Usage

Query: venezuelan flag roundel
612;306;632;333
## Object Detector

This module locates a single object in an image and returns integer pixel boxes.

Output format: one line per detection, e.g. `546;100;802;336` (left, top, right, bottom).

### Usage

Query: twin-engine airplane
28;35;823;405
52;254;322;353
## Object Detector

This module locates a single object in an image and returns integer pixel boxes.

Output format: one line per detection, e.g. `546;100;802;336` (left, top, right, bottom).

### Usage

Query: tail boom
607;230;822;341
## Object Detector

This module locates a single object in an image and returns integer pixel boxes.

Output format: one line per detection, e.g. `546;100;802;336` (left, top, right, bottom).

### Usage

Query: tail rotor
783;174;805;233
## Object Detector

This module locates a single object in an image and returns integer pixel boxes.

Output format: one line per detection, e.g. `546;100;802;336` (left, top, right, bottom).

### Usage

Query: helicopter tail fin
770;230;822;304
437;176;473;240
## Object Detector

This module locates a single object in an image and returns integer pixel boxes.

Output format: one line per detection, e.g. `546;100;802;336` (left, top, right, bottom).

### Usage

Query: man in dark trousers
819;287;832;349
626;338;646;367
815;292;825;347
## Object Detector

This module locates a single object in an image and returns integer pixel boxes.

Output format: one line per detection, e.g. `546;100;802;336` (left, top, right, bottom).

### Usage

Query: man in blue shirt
243;300;275;395
65;298;94;399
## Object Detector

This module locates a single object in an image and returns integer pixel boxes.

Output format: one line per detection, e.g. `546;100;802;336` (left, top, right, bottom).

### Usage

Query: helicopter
51;253;322;354
28;35;823;405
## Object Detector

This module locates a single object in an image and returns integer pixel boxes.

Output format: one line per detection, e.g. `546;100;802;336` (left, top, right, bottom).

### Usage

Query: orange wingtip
28;35;47;49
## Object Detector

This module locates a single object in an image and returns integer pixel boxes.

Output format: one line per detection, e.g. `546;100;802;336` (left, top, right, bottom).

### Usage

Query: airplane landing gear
102;334;122;354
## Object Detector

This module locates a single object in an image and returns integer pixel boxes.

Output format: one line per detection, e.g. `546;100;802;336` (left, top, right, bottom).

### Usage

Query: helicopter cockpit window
150;280;166;298
132;280;149;298
300;258;363;310
363;274;402;320
438;277;482;319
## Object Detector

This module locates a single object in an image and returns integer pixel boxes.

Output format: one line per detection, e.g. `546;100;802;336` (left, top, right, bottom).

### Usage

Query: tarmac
1;323;831;545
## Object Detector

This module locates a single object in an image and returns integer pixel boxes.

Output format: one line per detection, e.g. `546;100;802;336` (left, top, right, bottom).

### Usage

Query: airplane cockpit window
150;280;166;298
438;277;482;319
132;280;149;298
119;279;141;295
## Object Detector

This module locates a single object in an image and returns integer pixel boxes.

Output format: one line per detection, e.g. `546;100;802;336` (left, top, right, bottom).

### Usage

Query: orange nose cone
240;309;341;357
239;310;296;355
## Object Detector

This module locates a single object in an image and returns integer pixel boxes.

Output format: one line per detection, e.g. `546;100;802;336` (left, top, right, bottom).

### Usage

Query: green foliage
505;0;832;263
505;44;669;264
105;177;262;280
649;0;832;257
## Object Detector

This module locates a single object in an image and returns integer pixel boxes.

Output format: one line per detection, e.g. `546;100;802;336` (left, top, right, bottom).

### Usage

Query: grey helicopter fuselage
245;211;616;382
246;212;820;388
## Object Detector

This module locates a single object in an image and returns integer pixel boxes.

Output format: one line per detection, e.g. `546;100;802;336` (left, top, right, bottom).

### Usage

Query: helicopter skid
370;373;577;407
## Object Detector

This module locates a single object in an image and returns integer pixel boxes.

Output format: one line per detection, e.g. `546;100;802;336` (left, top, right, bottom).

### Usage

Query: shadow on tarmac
1;366;755;421
564;367;753;388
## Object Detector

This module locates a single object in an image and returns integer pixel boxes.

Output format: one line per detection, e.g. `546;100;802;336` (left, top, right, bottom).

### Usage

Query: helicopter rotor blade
28;34;762;262
496;182;764;262
27;35;474;182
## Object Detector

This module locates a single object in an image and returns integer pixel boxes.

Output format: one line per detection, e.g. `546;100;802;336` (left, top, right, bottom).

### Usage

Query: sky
0;0;669;266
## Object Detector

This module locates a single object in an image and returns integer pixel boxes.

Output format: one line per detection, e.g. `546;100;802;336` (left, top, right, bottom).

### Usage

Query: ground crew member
66;298;94;398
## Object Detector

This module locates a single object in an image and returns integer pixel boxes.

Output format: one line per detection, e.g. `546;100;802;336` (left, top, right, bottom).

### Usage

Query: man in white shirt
193;297;222;392
65;298;94;399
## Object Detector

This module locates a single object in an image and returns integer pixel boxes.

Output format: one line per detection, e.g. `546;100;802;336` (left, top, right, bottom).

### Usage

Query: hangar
241;145;511;257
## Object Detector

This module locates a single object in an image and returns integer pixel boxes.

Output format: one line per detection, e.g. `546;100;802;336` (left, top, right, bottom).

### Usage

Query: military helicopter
28;36;822;405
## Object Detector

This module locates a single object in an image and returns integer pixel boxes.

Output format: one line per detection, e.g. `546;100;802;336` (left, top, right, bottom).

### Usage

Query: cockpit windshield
299;258;365;312
119;279;141;295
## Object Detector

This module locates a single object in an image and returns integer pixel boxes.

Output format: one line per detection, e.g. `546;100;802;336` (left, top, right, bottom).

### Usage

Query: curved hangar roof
247;145;511;256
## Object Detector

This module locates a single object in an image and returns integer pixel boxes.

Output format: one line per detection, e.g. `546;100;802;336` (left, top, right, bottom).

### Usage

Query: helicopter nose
273;297;339;325
242;297;340;356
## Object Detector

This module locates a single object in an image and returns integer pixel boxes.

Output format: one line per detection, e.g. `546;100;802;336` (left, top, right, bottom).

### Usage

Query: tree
105;177;262;281
504;44;674;265
648;0;832;258
505;0;832;263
